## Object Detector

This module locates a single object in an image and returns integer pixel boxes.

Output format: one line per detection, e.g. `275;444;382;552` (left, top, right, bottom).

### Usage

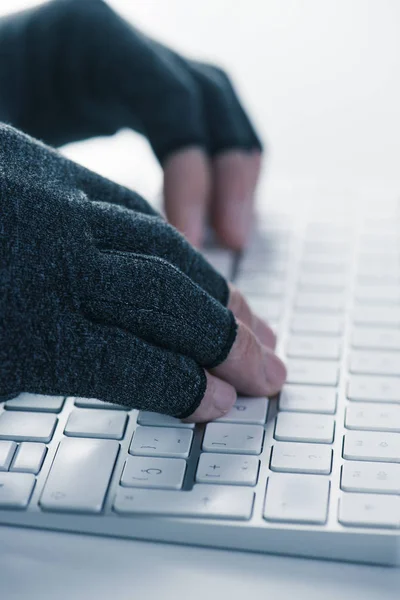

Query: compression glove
0;124;237;417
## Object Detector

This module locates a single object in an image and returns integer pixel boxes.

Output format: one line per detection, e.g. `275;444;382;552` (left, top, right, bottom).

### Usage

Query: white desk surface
1;0;400;597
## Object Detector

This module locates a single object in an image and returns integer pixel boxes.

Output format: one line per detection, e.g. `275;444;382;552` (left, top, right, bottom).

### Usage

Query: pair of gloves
0;0;278;419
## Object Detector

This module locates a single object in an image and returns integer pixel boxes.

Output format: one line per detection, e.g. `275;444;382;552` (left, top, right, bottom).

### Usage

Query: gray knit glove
0;124;237;417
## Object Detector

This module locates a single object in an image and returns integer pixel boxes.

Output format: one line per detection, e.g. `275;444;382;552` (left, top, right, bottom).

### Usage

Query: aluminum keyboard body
1;199;400;566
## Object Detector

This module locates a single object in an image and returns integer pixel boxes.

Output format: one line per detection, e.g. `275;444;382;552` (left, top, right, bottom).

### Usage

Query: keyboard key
247;298;282;321
0;412;57;443
5;393;65;413
196;453;259;485
73;397;128;410
270;442;332;474
40;438;119;513
274;413;335;444
339;493;400;529
295;292;345;313
279;385;337;414
291;315;343;336
114;485;254;520
264;474;330;524
352;328;400;351
298;272;346;292
286;359;339;386
345;404;400;432
216;396;268;425
202;249;232;279
10;442;47;474
355;285;400;305
65;409;127;440
350;351;400;376
341;462;400;494
130;426;193;458
236;276;285;298
286;336;341;359
0;441;17;471
137;411;194;428
343;431;400;462
0;473;35;508
348;375;400;403
121;456;186;490
353;307;400;327
202;423;264;455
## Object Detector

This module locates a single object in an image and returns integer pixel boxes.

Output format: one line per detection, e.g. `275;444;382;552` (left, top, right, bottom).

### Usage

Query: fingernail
213;380;236;414
263;347;287;391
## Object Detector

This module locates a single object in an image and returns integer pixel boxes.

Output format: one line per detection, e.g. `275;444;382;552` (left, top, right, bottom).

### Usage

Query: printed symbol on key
141;468;162;475
352;471;361;478
202;497;211;506
51;491;66;500
379;442;388;448
235;406;247;412
355;440;363;447
209;464;220;470
377;471;387;480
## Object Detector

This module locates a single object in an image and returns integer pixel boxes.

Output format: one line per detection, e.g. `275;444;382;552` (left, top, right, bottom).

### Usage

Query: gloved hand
1;124;286;420
0;0;262;249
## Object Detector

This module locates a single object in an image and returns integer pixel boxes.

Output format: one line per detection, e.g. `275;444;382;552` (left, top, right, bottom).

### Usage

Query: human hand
2;124;284;422
5;0;262;250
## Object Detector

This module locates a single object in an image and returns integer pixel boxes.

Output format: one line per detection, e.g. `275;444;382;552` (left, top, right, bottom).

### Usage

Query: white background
0;1;399;598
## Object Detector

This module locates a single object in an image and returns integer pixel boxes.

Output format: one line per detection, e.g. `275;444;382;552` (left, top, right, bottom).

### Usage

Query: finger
210;150;257;249
163;147;211;248
81;250;237;369
68;320;211;419
227;283;276;349
211;321;286;397
183;371;237;423
90;201;229;305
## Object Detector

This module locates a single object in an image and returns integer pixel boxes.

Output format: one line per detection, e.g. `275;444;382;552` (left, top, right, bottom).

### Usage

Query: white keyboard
1;203;400;566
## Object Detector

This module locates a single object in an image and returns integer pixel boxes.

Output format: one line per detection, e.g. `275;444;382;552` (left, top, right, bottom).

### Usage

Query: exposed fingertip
263;347;287;395
182;372;236;423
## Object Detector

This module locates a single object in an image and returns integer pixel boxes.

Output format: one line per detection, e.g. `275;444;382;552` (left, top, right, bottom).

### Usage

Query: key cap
0;441;17;471
345;404;400;432
275;413;335;443
339;493;400;529
348;375;400;403
10;442;47;474
196;453;259;485
353;306;400;327
0;473;35;508
343;431;400;462
137;411;194;428
121;456;186;490
291;315;343;336
5;393;65;413
352;328;400;351
279;385;336;414
73;397;128;410
202;249;232;278
286;336;341;359
235;276;285;298
0;412;57;443
286;359;339;386
298;272;346;292
130;426;193;458
216;396;268;425
270;442;332;474
300;261;347;274
355;285;400;305
65;409;127;440
295;292;345;313
114;484;254;520
264;474;330;524
247;298;282;321
40;438;119;513
341;462;400;494
350;351;400;376
202;423;264;455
